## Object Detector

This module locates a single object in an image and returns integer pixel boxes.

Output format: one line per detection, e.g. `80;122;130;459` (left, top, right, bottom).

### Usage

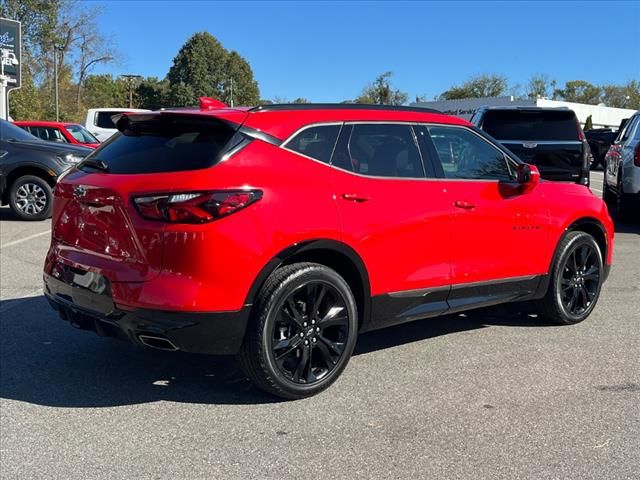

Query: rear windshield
87;115;237;174
482;110;579;141
95;111;123;129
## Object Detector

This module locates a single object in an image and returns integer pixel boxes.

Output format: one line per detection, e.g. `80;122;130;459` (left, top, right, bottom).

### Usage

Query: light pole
0;48;19;120
119;74;142;108
53;45;63;121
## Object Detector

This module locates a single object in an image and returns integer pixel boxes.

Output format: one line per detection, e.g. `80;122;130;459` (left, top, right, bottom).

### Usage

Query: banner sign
0;18;21;90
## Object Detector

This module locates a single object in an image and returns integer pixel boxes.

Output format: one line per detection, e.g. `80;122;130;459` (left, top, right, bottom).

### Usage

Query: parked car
0;119;91;220
44;101;614;399
14;121;100;149
471;107;590;185
585;118;629;169
84;108;150;142
603;111;640;221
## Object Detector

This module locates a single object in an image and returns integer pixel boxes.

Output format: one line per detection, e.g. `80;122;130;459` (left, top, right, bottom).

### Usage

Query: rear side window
285;125;341;164
332;123;424;178
88;115;237;174
482;110;580;141
95;112;122;129
427;126;514;181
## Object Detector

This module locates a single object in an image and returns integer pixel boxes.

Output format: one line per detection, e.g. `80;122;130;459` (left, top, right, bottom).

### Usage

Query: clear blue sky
93;0;640;102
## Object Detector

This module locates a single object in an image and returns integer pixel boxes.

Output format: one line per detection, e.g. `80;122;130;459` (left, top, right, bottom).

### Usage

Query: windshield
65;124;99;144
0;119;41;142
482;110;580;141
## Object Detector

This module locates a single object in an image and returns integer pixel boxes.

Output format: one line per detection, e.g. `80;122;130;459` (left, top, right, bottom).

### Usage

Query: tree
224;50;260;106
526;74;555;99
355;72;407;105
601;81;640;109
136;77;169;110
82;74;127;109
167;32;229;105
583;115;593;131
439;74;508;100
554;80;601;105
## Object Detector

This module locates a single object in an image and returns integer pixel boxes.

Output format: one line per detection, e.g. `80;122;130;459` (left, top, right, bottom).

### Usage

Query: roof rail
249;103;442;114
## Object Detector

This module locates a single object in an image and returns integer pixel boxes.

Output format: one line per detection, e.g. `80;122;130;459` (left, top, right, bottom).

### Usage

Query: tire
615;182;634;223
590;148;600;170
238;262;359;400
538;231;604;325
602;177;616;206
8;175;53;221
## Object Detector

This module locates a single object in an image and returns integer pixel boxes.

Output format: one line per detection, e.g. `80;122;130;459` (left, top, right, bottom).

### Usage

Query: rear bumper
44;273;250;355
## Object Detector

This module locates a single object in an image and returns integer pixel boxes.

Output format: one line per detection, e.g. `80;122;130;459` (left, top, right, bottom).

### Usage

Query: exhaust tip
138;334;178;351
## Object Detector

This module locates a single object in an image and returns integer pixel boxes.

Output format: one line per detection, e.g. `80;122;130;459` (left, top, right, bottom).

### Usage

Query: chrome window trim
496;139;583;145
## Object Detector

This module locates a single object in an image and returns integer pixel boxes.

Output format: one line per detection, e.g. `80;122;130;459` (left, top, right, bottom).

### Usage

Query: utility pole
120;74;142;108
53;45;63;121
229;77;234;107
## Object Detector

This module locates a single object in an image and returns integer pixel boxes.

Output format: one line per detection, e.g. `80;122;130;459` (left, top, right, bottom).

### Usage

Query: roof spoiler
199;97;229;110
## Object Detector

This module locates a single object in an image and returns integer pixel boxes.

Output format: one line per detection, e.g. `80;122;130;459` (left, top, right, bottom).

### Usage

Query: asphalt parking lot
1;171;638;479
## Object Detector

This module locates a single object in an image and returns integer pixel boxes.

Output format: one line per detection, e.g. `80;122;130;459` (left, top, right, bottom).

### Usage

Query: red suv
15;121;100;149
44;101;614;399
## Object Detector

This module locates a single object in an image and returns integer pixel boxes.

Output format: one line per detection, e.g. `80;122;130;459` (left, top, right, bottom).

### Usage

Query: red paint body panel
45;107;614;320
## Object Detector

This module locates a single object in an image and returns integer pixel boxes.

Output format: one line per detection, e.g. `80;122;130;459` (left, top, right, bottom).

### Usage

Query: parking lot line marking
591;188;603;193
1;230;50;249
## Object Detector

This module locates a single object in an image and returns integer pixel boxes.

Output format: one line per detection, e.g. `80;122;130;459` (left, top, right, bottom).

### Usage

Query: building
411;96;637;129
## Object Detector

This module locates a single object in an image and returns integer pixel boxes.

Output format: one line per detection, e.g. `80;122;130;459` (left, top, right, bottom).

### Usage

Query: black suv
471;107;590;185
0;119;91;220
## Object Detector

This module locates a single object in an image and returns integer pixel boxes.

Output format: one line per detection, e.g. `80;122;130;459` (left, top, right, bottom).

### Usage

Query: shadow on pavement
0;295;554;408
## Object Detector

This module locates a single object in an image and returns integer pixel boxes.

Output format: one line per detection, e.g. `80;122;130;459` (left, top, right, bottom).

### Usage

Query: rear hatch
481;109;587;183
50;111;246;282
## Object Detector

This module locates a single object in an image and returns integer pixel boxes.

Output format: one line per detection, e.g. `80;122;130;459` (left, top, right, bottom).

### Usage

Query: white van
84;108;151;142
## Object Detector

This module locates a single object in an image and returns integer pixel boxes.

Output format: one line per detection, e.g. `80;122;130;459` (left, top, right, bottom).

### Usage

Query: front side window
0;120;40;142
46;127;68;143
285;125;341;164
332;123;424;178
427;126;514;181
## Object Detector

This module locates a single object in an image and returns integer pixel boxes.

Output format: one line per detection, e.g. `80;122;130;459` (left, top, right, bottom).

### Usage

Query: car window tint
96;112;120;129
47;127;68;142
286;125;341;164
427;126;514;181
333;123;424;178
482;110;579;141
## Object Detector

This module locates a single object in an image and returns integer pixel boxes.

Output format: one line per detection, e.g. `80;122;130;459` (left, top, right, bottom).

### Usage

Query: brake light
134;190;262;223
635;144;640;167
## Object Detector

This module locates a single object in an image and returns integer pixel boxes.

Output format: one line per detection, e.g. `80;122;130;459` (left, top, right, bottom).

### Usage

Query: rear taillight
635;144;640;167
133;190;262;223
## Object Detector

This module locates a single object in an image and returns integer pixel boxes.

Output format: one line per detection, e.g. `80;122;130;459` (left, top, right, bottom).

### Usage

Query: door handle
341;193;370;203
454;200;477;210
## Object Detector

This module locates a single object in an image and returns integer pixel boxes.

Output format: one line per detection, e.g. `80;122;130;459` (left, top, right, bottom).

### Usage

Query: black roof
249;103;441;114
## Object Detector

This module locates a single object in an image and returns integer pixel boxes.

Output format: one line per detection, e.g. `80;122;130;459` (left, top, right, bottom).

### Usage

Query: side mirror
517;163;540;192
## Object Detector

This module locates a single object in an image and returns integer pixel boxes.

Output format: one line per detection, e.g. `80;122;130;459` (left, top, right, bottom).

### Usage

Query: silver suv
603;111;640;221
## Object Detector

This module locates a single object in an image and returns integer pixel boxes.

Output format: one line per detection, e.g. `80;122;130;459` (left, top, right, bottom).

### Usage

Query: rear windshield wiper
79;159;109;172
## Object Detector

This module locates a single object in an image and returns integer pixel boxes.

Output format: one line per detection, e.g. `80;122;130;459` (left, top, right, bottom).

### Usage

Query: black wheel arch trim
535;217;610;298
243;239;372;331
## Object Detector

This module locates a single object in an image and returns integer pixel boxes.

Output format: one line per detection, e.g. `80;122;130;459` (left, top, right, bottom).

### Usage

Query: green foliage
135;77;170;110
355;72;408;105
553;80;601;105
6;69;41;120
583;115;593;131
82;74;127;109
600;81;640;109
527;74;555;99
224;51;260;106
439;74;508;100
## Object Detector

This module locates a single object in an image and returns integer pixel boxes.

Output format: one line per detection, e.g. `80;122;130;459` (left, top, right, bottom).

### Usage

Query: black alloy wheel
558;243;600;317
269;281;350;384
239;262;358;399
539;231;604;325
